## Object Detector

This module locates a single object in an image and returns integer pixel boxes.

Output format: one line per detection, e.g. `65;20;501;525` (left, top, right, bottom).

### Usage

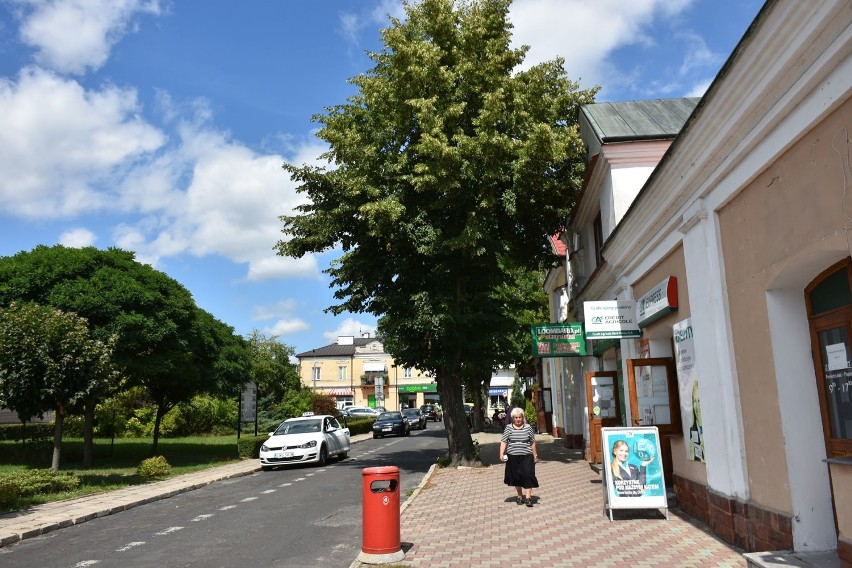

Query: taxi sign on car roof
302;412;315;416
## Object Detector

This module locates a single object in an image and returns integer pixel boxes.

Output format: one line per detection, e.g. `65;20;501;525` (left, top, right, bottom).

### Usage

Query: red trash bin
361;466;402;558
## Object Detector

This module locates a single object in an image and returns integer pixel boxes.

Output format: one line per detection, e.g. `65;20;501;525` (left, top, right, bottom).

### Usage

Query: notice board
601;426;668;520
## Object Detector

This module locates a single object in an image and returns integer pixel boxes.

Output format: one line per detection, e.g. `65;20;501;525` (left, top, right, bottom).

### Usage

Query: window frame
806;257;852;457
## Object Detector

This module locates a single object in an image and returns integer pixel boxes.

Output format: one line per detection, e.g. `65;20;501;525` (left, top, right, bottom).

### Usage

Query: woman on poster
610;439;654;497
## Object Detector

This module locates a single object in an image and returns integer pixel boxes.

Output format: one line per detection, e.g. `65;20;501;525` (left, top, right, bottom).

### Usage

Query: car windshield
275;419;322;435
402;409;419;417
378;412;402;420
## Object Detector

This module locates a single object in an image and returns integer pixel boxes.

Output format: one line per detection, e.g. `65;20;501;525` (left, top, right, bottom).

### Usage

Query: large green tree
0;245;248;454
0;302;117;470
278;0;594;464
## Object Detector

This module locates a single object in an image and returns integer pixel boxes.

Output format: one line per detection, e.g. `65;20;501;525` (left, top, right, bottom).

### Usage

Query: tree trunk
83;399;95;467
437;369;477;466
152;404;164;456
51;405;65;471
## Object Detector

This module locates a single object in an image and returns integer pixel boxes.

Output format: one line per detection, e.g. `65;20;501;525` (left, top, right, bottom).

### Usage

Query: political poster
673;317;705;462
601;427;667;519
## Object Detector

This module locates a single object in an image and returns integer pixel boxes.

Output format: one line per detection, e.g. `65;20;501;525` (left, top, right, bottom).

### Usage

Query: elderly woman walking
498;407;539;507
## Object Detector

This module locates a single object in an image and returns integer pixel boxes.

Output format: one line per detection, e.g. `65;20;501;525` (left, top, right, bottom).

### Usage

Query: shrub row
0;469;81;507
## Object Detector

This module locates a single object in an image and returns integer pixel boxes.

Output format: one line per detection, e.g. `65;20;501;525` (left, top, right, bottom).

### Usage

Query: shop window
806;257;852;457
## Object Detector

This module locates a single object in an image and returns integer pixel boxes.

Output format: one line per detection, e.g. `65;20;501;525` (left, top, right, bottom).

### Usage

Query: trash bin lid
362;466;399;476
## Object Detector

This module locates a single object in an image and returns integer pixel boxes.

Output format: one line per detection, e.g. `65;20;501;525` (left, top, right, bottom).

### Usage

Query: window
312;367;320;382
338;366;347;381
593;213;604;267
806;257;852;457
404;367;412;378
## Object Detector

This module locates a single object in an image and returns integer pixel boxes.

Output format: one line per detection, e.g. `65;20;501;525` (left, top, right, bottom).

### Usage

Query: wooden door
585;371;621;464
626;357;681;484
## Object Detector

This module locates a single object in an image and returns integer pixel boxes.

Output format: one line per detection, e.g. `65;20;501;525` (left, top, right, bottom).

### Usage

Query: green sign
397;384;437;393
531;323;586;357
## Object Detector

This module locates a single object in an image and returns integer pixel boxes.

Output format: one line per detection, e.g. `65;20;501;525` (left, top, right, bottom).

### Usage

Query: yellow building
295;335;438;410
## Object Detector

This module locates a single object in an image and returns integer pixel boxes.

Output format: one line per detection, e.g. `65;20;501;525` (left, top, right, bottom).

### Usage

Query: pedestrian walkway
355;432;748;568
0;431;839;567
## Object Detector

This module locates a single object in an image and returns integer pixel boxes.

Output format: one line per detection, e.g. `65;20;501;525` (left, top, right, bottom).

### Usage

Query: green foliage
278;387;313;419
275;0;595;464
0;469;80;508
343;417;376;436
237;435;267;459
524;399;537;430
311;392;337;416
0;245;252;454
137;455;171;478
246;330;300;402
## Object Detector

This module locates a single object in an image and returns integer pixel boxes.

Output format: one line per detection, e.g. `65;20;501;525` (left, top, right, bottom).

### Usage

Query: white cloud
508;0;699;96
323;318;377;343
59;227;96;247
15;0;163;75
265;318;310;337
251;299;300;322
0;67;165;218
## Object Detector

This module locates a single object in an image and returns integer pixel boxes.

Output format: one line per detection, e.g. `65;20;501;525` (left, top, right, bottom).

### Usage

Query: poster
601;427;667;513
673;318;705;463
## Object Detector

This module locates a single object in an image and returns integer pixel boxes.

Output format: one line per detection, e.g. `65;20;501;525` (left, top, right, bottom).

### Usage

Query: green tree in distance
278;0;595;464
0;245;248;455
0;302;118;470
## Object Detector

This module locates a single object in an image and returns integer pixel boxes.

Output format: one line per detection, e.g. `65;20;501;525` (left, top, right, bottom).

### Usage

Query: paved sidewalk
353;432;750;568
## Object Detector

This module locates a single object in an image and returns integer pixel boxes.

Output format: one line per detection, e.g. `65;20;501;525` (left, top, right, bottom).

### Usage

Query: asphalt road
0;423;448;568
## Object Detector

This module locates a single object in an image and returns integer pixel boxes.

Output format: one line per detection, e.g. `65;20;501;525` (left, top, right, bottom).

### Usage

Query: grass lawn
0;435;247;513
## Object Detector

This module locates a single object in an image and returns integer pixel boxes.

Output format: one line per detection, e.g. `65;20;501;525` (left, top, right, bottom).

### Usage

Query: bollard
357;466;405;564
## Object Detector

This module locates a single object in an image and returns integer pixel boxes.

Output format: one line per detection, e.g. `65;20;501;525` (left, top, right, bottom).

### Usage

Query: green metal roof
580;97;700;144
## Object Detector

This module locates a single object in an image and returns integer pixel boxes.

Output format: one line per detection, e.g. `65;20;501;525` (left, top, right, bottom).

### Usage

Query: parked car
344;406;381;417
259;413;350;471
420;404;442;421
372;411;410;438
402;407;427;430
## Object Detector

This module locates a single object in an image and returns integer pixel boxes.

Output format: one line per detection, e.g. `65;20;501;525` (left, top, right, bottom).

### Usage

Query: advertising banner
530;323;586;357
673;317;705;463
601;427;667;518
583;301;640;339
240;381;257;423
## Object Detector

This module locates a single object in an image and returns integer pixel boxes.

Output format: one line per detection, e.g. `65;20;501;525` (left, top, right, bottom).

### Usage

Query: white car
344;406;381;417
259;413;350;470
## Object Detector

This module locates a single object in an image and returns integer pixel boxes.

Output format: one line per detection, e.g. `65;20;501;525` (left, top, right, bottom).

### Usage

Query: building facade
295;335;438;409
544;0;851;560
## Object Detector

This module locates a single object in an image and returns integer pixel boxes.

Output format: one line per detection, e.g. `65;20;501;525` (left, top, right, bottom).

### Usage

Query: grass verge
0;436;243;513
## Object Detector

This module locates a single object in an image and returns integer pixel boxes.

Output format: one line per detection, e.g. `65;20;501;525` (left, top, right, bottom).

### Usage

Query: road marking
278;482;292;487
191;514;215;522
74;561;100;567
240;496;258;502
261;489;276;494
154;526;184;536
293;477;306;482
305;473;315;477
219;505;236;511
116;542;145;552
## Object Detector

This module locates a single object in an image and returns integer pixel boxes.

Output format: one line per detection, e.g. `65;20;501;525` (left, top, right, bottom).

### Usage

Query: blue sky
0;0;763;356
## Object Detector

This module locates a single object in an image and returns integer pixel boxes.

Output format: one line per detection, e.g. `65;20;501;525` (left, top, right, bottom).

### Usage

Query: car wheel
318;445;328;466
338;450;348;460
373;432;379;439
261;465;272;472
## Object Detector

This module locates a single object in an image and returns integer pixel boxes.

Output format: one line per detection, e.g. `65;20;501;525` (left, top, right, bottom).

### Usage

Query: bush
0;469;80;507
137;455;171;478
237;435;267;459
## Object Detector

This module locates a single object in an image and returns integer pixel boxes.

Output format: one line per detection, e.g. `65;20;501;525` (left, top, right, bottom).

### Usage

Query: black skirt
504;454;539;489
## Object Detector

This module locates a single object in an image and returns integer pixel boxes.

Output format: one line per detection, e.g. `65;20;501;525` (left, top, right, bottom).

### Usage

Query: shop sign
397;384;437;393
637;277;678;327
488;388;508;396
531;323;587;357
583;301;640;339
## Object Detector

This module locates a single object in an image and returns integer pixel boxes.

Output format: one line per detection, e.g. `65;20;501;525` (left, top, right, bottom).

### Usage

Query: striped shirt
502;424;535;456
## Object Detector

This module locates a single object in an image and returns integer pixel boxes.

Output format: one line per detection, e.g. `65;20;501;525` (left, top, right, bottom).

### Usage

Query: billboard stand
601;426;668;521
